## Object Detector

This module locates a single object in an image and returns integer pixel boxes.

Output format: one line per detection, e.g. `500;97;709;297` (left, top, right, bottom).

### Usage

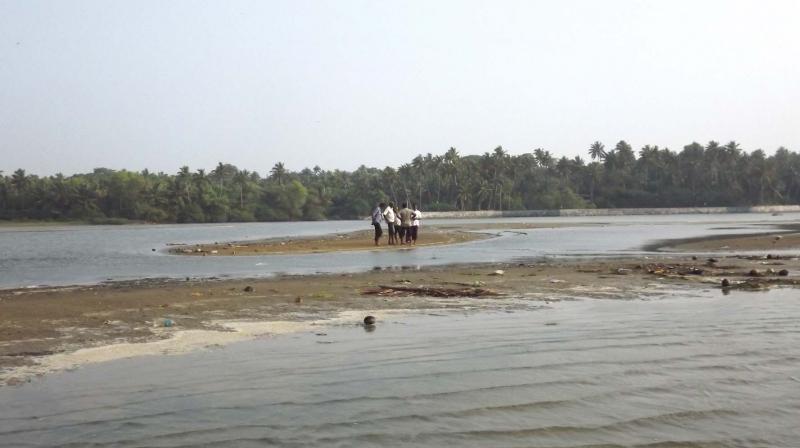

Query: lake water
1;213;798;289
2;213;800;447
1;288;799;447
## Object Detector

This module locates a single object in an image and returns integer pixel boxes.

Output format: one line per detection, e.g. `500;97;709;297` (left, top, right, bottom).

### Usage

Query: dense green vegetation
1;141;798;223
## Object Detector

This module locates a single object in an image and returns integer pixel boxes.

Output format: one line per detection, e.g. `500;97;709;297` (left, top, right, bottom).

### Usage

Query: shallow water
1;288;799;447
1;213;797;289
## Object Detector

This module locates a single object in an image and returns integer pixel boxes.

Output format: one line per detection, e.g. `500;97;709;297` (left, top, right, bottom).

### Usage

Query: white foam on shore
3;310;401;385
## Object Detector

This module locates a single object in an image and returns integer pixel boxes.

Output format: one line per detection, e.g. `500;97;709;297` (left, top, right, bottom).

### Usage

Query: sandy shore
652;231;800;252
4;226;800;386
166;222;587;256
168;227;483;255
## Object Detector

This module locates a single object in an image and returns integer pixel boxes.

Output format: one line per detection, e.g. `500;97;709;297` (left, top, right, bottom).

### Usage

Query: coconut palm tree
270;162;287;186
589;141;606;161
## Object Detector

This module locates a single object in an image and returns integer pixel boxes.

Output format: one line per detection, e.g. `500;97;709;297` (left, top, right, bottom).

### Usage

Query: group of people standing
371;202;422;246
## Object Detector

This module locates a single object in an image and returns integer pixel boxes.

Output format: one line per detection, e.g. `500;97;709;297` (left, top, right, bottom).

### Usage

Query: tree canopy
1;140;798;223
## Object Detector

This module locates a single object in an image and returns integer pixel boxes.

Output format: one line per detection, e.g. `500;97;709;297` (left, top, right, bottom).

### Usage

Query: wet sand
168;227;483;256
4;227;800;385
657;230;800;252
166;222;582;256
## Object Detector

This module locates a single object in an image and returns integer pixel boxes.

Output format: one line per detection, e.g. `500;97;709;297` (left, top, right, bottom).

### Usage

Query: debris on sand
363;315;376;325
361;285;500;298
645;263;707;277
717;276;800;290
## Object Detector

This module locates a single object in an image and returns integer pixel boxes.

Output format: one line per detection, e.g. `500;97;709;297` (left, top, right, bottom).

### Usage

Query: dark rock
363;315;376;325
243;286;254;292
708;258;719;263
721;278;731;288
779;269;789;276
151;248;156;252
691;256;698;260
748;269;760;277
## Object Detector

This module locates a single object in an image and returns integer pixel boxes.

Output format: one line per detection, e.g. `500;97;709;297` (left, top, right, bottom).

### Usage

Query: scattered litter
362;285;500;298
155;318;174;328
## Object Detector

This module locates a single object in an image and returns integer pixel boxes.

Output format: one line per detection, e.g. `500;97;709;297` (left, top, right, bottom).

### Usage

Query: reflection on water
2;288;799;447
2;213;799;288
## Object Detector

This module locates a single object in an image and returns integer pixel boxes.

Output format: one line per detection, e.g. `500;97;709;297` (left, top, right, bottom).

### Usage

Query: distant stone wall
424;205;800;219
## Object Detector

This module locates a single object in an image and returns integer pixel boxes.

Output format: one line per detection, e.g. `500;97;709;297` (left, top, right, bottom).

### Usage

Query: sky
1;0;799;176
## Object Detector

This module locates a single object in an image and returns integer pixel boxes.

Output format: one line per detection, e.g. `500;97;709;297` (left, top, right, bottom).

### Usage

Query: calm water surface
1;288;799;447
1;213;798;289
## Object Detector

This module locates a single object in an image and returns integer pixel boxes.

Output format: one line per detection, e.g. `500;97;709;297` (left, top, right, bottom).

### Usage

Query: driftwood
362;284;500;298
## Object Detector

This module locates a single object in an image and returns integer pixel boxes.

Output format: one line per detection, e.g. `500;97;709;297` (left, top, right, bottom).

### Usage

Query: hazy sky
1;0;799;176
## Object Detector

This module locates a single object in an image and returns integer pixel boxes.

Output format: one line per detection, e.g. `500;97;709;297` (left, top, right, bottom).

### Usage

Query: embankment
425;205;800;219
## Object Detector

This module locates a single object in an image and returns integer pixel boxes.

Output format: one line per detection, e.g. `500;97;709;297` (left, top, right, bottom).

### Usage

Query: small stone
151;248;156;252
363;315;376;325
490;270;505;276
748;269;760;277
779;269;789;276
243;286;254;292
721;278;731;288
691;256;698;260
295;296;303;303
708;258;719;263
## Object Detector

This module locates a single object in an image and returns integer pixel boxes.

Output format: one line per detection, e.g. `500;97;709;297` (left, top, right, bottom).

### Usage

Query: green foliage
1;140;798;223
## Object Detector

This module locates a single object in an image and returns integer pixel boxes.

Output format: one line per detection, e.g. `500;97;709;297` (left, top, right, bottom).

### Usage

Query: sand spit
165;222;590;257
168;227;485;256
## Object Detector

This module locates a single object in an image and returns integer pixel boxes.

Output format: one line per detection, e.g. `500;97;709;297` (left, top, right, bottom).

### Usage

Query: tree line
1;140;798;223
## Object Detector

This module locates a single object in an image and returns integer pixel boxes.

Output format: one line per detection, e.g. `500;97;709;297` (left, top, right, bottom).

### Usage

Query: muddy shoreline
4;227;800;386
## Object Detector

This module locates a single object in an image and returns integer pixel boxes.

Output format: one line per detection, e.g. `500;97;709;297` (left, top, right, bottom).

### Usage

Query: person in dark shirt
397;202;414;245
371;203;385;246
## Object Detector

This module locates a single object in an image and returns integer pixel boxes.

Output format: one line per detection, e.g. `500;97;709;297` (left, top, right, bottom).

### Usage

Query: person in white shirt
410;203;422;245
382;202;397;245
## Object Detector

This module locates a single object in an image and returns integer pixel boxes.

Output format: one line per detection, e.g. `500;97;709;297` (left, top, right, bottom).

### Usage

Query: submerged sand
4;226;800;385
